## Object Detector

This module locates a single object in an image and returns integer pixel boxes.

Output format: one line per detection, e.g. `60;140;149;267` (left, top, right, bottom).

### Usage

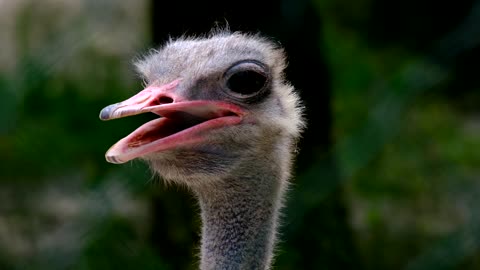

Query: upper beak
99;80;181;121
99;79;244;122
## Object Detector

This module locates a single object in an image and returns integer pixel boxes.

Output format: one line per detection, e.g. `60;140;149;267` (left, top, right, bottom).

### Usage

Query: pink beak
100;80;182;121
99;80;245;164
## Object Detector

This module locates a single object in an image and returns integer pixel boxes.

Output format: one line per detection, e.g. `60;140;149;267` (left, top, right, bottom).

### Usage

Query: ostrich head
100;32;303;188
100;31;304;269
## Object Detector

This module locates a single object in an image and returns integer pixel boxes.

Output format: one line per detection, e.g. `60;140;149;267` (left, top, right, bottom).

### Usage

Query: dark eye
226;70;267;95
224;61;269;97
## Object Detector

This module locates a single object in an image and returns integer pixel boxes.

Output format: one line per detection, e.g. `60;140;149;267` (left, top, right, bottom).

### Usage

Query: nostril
158;96;174;104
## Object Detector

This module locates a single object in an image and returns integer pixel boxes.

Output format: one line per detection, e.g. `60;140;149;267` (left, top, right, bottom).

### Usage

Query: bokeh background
1;0;480;269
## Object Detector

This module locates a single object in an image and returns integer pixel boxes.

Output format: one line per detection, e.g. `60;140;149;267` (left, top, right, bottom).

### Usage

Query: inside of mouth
105;103;244;164
127;110;237;148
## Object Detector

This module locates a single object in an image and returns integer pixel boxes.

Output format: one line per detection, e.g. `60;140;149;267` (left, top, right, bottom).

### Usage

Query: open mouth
100;90;245;164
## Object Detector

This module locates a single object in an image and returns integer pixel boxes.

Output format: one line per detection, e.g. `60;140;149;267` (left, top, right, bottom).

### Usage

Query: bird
99;30;304;270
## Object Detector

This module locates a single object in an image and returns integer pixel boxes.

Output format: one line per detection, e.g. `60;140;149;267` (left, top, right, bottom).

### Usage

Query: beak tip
99;105;114;121
105;153;125;164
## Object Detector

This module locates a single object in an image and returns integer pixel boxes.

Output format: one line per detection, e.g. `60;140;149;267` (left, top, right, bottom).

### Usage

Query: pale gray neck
195;168;285;270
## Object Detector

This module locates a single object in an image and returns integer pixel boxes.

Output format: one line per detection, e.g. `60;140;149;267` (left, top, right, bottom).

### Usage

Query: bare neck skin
195;166;285;270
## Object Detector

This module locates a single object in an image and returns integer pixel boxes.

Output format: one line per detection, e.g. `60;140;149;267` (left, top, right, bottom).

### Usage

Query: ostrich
99;31;304;270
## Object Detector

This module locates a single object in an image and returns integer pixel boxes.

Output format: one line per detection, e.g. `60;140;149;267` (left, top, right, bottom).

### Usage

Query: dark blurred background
1;0;480;269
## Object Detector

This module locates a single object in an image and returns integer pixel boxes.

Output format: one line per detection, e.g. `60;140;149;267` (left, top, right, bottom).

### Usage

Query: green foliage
76;216;169;270
318;1;480;268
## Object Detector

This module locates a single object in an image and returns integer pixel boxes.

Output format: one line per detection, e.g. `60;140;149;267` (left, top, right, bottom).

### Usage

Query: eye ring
222;60;270;101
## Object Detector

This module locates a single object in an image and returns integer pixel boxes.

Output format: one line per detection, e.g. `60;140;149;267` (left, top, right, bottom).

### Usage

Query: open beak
99;80;245;164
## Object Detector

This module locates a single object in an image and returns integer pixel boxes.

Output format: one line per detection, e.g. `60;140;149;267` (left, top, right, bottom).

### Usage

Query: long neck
195;165;286;270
